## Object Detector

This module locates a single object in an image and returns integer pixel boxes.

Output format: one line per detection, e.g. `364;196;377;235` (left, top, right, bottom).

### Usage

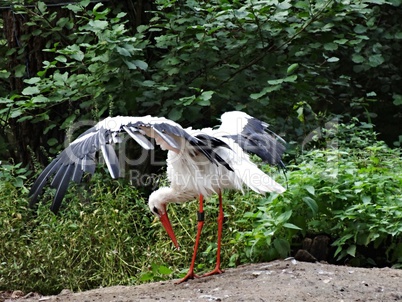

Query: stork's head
148;188;179;249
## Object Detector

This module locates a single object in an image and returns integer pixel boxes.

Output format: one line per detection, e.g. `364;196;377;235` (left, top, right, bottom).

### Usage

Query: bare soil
3;260;402;302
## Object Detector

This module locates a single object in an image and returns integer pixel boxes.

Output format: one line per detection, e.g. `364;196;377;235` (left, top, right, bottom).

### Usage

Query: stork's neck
148;187;196;214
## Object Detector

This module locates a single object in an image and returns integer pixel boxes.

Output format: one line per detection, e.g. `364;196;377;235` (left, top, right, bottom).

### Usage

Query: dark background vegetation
0;0;401;295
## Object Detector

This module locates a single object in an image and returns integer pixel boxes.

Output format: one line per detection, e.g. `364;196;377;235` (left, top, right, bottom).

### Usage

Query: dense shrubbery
0;0;401;162
233;120;402;267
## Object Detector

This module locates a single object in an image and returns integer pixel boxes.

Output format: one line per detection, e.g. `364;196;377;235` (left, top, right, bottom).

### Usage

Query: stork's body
29;111;286;283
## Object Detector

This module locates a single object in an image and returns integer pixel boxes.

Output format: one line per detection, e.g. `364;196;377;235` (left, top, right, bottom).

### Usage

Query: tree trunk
1;6;70;166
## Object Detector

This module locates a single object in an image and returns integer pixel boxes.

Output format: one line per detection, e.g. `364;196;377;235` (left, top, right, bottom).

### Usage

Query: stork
29;111;286;284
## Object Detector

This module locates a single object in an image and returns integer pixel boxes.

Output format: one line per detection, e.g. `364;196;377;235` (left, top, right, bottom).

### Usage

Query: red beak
159;212;180;250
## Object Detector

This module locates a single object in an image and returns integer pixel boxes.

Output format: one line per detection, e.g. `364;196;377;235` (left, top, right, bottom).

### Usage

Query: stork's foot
175;270;200;284
202;266;224;277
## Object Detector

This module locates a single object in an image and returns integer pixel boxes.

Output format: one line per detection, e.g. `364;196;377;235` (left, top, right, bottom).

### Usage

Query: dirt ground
3;259;402;302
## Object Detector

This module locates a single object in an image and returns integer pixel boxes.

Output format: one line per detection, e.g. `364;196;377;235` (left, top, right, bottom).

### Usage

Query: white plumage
29;111;286;283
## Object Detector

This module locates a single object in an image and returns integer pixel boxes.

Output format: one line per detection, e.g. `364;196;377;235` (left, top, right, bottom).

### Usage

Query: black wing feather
225;117;286;166
29;124;101;212
82;154;96;175
50;164;75;213
193;134;234;172
72;162;84;183
29;159;62;206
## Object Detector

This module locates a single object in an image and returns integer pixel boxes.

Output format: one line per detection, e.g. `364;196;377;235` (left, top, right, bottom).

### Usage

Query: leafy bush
234;120;402;267
1;0;401;164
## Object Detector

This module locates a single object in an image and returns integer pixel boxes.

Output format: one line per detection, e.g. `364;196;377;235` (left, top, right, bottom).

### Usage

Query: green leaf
55;55;67;63
56;17;71;28
53;72;68;83
302;197;318;215
267;79;284;85
37;1;47;14
392;94;402;106
139;272;153;282
304;185;315;195
352;54;365;63
168;107;182;120
157;265;172;275
0;70;11;79
71;51;84;62
283;223;302;230
17;115;33;122
32;96;49;103
22;86;40;96
250;90;267;100
68;223;79;230
32;29;42;36
12;178;24;188
277;1;292;10
81;0;91;7
24;77;41;84
10;109;23;118
287;63;299;75
93;2;104;12
283;75;297;82
198;91;214;106
14;64;26;78
368;54;384;67
47;138;58;146
361;195;371;204
88;20;108;31
327;57;340;63
346;245;356;257
354;24;367;34
276;210;292;224
133;60;148;70
324;43;338;51
66;3;82;13
178;95;196;106
116;46;132;57
334;38;348;44
123;61;136;69
250;85;280;99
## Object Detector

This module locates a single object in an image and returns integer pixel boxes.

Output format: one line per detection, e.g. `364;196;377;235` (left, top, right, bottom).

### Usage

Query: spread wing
218;111;286;167
29;115;233;213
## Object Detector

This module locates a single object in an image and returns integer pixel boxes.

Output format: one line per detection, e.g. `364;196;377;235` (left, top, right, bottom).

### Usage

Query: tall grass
0;168;281;294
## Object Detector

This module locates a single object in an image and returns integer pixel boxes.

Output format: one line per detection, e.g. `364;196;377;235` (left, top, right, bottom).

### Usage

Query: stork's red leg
175;194;205;284
202;189;224;277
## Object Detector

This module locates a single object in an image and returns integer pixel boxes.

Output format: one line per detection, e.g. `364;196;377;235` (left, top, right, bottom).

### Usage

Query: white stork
29;111;286;283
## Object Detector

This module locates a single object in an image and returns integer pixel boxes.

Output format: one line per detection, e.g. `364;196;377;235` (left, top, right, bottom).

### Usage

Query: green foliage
2;0;401;160
0;162;30;190
0;1;148;154
234;120;402;267
0;176;163;293
138;0;402;136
